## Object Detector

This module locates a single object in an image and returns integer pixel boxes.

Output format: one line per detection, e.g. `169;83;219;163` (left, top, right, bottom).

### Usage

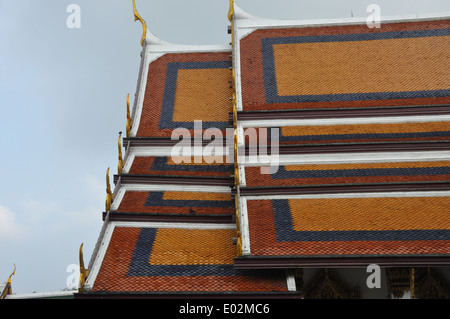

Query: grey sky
0;0;449;294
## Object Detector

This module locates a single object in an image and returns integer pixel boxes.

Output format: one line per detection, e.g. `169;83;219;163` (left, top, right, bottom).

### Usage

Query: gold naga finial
8;264;16;284
126;93;132;138
118;132;124;175
78;243;89;293
1;264;16;298
228;0;234;22
133;0;147;46
105;167;113;212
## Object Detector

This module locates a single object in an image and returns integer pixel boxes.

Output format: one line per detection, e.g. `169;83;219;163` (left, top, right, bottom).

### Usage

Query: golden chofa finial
126;94;132;138
1;264;16;298
118;132;124;175
228;0;234;22
78;243;89;293
105;167;113;212
133;0;147;46
8;264;16;284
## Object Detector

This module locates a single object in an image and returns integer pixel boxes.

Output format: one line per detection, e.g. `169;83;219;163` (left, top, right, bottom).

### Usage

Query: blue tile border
159;61;232;130
127;228;236;277
270;165;450;180
145;192;234;208
261;29;450;104
151;157;233;173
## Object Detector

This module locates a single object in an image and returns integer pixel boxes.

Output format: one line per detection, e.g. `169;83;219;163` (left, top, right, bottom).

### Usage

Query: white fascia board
129;146;174;157
239;115;450;128
122;152;135;174
285;270;297;292
231;7;243;112
83;222;116;291
242;151;450;167
243;191;450;201
144;29;231;55
239;197;251;255
110;221;236;230
130;146;231;157
234;3;450;41
5;291;76;299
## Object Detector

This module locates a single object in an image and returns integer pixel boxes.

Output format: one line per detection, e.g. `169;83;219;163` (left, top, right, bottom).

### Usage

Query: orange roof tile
92;226;289;293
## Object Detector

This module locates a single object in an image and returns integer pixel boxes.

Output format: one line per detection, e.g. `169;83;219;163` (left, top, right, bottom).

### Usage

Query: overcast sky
1;0;449;294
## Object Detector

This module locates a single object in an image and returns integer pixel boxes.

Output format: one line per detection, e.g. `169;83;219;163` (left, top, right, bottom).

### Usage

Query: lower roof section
84;222;291;295
241;194;450;265
234;255;450;269
244;161;450;188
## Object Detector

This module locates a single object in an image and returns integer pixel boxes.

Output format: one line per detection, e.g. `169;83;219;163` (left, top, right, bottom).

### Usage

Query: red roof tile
239;20;450;111
246;198;450;257
92;226;288;293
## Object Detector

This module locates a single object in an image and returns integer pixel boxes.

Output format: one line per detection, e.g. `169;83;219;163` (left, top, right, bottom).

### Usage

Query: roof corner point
132;0;147;47
228;0;234;22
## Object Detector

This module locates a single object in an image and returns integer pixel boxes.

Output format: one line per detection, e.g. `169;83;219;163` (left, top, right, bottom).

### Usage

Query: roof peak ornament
118;132;124;175
78;243;89;293
132;0;147;46
1;264;16;299
126;94;132;138
228;0;234;22
105;167;113;212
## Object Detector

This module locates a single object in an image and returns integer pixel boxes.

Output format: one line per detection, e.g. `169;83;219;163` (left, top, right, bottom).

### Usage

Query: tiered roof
77;2;450;298
76;2;301;299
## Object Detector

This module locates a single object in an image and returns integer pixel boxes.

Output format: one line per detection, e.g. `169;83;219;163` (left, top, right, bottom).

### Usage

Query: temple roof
230;3;450;111
84;223;291;295
77;2;450;298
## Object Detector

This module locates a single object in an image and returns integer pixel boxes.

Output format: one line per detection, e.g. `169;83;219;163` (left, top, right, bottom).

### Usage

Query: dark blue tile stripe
159;60;232;130
151;157;233;173
127;228;246;277
145;192;234;208
270;166;450;179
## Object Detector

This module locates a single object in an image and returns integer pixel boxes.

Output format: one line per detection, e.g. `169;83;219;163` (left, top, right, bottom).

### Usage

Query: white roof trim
110;183;231;212
110;221;236;229
5;290;75;299
145;29;231;55
83;222;116;291
241;151;450;167
239;197;251;255
285;270;297;292
239;115;450;128
243;191;450;201
233;2;450;40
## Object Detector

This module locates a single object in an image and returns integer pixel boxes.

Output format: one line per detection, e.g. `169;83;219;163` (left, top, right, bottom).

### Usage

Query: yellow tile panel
289;197;450;232
149;228;236;265
172;68;232;122
162;191;232;201
281;122;450;137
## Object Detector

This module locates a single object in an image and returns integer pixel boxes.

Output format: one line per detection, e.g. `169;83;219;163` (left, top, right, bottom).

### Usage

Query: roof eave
234;255;450;269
